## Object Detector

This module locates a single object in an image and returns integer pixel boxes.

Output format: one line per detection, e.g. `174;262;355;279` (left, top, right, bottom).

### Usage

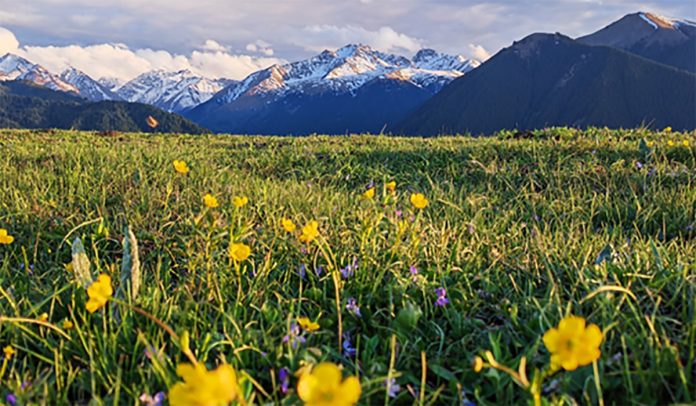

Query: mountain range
186;45;478;134
1;11;694;135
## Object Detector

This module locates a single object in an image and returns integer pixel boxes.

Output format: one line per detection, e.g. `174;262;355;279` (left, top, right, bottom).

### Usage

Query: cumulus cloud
300;25;424;54
0;26;19;55
245;40;275;56
468;44;491;61
1;26;284;81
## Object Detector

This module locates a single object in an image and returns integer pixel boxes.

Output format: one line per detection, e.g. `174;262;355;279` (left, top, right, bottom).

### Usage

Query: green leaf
429;363;457;381
394;302;422;334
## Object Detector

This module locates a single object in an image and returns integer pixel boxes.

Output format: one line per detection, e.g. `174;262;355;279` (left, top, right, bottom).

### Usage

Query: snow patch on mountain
117;69;234;112
0;53;78;93
60;67;120;101
215;44;478;104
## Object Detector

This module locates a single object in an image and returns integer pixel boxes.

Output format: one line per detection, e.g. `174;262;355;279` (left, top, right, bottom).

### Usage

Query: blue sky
0;0;693;81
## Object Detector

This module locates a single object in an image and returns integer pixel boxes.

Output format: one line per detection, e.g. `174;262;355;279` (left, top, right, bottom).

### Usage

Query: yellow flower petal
281;218;296;233
542;328;560;353
203;194;219;208
232;196;248;208
410;193;429;209
229;242;251;262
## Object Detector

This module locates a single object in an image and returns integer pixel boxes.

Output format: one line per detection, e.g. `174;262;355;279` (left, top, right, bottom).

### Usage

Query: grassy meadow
0;128;694;405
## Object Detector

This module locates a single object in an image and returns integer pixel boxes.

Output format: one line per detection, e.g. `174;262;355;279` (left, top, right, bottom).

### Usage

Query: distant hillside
397;33;696;136
577;12;696;72
0;80;208;133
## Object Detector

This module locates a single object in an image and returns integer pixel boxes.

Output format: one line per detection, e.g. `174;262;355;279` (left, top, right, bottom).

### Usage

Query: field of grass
0;128;694;405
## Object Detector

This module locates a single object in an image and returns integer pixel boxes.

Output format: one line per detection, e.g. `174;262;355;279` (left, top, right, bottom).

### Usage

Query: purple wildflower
6;394;16;406
384;378;401;398
342;332;357;357
279;367;290;394
409;265;419;282
139;392;165;406
315;266;324;277
298;264;307;279
300;246;308;255
435;287;449;307
340;258;358;279
346;297;361;317
635;161;643;169
395;210;403;218
282;322;306;349
20;381;31;391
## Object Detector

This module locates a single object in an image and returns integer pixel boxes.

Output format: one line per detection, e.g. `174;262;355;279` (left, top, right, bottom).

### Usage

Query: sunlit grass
0;127;694;404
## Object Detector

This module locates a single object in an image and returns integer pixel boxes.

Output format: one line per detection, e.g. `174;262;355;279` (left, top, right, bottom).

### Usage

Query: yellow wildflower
667;140;675;146
410;193;429;209
299;221;320;244
297;362;361;406
362;188;375;200
472;356;484;373
0;228;14;245
86;274;113;313
684;140;690;147
3;345;16;360
229;242;251;262
281;218;297;233
297;317;320;332
169;363;237;406
37;313;49;322
232;196;248;208
173;160;190;174
203;194;219;209
543;315;603;371
663;126;672;133
385;181;396;193
62;319;74;330
646;140;655;148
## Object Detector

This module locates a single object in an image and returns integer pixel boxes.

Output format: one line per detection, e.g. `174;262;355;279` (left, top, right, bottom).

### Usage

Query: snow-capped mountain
578;12;696;72
116;70;235;112
0;53;78;94
60;67;121;101
186;44;479;134
215;44;478;104
97;77;124;92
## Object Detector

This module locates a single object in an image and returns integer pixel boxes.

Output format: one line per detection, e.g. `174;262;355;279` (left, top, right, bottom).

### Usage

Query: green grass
0;128;694;405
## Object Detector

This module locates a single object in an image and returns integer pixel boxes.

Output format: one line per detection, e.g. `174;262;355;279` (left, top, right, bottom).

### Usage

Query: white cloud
300;25;424;54
1;26;284;81
0;26;19;55
200;39;228;53
468;44;491;61
245;40;274;56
